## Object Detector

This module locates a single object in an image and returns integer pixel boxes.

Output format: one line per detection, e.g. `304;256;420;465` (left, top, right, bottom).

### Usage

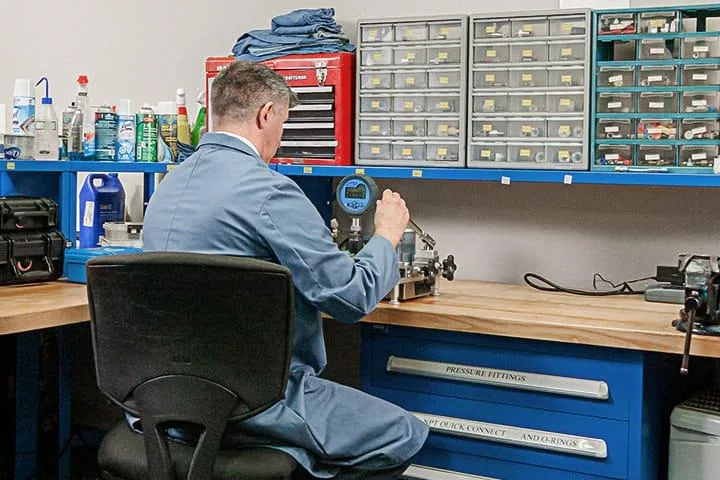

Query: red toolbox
205;52;355;165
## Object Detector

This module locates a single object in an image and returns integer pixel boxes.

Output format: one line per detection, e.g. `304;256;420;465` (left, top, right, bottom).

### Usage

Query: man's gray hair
211;61;299;123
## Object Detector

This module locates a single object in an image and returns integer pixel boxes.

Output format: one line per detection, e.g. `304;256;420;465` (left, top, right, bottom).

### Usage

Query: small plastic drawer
548;66;584;87
639;11;679;34
511;17;548;38
395;22;428;42
640;92;677;113
640;39;676;60
595;144;633;166
474;43;510;64
359;141;391;160
392;142;426;161
508;142;546;163
474;93;508;114
393;119;426;137
596;119;634;140
683;37;720;59
549;40;585;62
428;45;462;65
638;145;676;166
361;72;392;90
510;92;546;113
360;119;392;137
682;65;720;86
599;13;636;35
639;65;677;87
472;118;507;138
360;95;392;113
429;21;463;41
681;118;720;140
426;95;460;113
550;16;587;36
393;46;427;66
508;118;546;138
362;47;393;66
361;24;394;43
682;91;720;113
598;66;635;88
510;42;547;63
426;142;460;161
637;118;677;140
393;95;426;114
547;92;584;114
680;145;718;167
475;19;510;39
510;68;547;88
548;143;584;164
474;69;509;88
471;143;508;163
428;119;460;137
429;70;461;89
394;71;428;90
597;92;634;113
548;118;584;139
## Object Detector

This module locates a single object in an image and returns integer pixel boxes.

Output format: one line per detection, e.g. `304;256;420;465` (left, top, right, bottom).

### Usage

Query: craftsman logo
283;74;309;81
520;433;579;448
445;365;527;382
421;418;507;438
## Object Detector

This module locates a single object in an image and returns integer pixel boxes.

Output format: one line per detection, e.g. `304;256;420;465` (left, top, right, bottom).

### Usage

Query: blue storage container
79;173;125;248
64;247;142;283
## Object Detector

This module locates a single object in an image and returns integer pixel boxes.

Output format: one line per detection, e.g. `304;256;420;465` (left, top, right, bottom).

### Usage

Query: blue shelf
274;164;720;187
0;160;175;173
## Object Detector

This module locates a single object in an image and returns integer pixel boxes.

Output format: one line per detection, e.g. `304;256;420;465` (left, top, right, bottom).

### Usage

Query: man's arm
257;179;407;323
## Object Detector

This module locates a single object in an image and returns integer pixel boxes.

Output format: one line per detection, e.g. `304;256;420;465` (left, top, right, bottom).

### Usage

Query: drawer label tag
386;356;609;400
414;412;608;459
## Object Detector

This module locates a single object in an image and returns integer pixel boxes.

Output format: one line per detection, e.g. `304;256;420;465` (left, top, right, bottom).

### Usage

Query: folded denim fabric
272;23;342;35
271;8;336;29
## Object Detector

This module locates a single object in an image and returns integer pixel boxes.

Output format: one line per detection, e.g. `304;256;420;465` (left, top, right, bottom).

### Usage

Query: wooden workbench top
367;280;720;358
2;280;718;359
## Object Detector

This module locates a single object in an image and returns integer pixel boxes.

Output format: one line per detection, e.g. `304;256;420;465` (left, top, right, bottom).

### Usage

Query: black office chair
86;252;302;480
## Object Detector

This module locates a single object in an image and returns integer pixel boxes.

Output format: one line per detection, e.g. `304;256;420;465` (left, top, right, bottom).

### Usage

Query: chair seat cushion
98;421;299;480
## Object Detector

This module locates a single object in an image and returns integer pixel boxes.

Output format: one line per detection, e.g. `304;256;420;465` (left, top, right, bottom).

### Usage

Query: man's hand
374;189;410;248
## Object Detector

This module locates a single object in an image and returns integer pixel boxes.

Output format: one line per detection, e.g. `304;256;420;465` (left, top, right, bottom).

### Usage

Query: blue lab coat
140;132;429;477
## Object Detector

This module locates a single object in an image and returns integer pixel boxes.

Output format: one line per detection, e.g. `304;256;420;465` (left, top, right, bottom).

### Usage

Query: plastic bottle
176;88;191;145
190;91;207;146
157;101;178;163
33;77;60;160
94;104;117;161
11;78;35;134
76;75;95;159
61;102;77;159
115;99;136;161
79;173;126;248
67;104;84;160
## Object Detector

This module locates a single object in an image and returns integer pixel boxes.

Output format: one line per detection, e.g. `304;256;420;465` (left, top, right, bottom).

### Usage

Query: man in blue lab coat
139;61;429;478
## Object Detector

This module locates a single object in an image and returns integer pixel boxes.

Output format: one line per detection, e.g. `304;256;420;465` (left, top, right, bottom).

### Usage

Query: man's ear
257;101;274;129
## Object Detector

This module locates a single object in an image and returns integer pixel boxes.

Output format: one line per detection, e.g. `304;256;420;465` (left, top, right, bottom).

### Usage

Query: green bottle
191;92;207;146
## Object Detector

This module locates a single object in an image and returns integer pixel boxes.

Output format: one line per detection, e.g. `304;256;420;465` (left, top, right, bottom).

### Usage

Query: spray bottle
33;77;59;160
76;75;95;159
115;99;136;161
136;104;158;162
190;90;207;146
11;78;35;134
157;101;178;163
176;88;191;145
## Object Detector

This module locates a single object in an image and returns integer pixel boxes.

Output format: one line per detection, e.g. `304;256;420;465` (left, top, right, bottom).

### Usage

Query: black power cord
524;272;656;296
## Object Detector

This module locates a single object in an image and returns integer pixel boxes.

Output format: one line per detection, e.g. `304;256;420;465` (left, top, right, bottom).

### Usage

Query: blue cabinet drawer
364;325;637;421
374;386;629;479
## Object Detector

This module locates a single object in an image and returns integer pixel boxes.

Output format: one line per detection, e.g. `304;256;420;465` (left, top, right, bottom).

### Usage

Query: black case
0;196;59;232
0;230;66;286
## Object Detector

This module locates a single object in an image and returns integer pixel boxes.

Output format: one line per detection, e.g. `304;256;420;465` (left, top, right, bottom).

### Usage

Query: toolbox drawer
361;24;393;43
510;42;547;63
426;142;460;162
510;67;547;88
361;72;392;90
426;95;460;114
474;19;510;39
550;16;587;37
681;118;720;140
358;141;391;160
640;92;676;114
360;95;392;113
511;17;548;38
473;69;509;89
474;43;509;64
509;142;545;163
548;118;584;139
549;40;585;62
679;145;717;168
681;91;720;114
682;65;720;86
548;66;583;87
640;39;676;60
508;118;545;138
509;92;546;114
428;119;460;137
598;66;634;88
470;142;507;163
597;118;634;140
638;145;676;167
428;45;462;65
395;22;428;42
359;119;392;137
394;46;428;66
547;143;583;165
392;142;425;161
393;119;426;137
683;36;720;59
639;65;677;87
429;21;464;41
595;144;633;166
597;92;633;113
393;95;426;114
472;118;507;138
547;92;584;114
394;71;428;90
429;70;461;89
362;47;393;66
473;93;508;114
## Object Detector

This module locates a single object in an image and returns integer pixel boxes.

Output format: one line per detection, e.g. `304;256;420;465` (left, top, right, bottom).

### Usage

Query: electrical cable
523;272;656;296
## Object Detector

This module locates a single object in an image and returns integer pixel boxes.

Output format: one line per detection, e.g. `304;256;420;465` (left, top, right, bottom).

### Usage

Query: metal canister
136;105;157;162
397;228;416;264
94;105;118;161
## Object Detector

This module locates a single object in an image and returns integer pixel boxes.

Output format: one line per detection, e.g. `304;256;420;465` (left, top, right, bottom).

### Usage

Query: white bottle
11;78;35;134
33;77;59;160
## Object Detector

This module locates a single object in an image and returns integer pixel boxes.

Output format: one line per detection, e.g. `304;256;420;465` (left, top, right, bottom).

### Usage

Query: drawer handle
413;412;608;459
402;465;499;480
387;356;610;400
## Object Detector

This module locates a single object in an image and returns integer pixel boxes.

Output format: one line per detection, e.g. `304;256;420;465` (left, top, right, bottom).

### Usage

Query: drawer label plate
414;412;608;458
386;356;609;400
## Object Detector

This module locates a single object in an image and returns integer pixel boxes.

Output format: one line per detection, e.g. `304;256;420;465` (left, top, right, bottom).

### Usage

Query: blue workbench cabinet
361;324;698;479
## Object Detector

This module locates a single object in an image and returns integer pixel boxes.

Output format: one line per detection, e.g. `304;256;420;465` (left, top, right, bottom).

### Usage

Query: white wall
3;0;719;287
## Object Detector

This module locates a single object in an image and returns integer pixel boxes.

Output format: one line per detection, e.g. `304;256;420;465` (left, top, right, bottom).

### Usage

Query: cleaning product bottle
115;99;136;161
136;104;158;162
157;101;178;163
94;104;117;161
33;77;60;160
76;75;95;159
11;78;35;134
79;173;126;248
176;88;191;145
190;90;206;146
67;102;84;161
61;102;77;160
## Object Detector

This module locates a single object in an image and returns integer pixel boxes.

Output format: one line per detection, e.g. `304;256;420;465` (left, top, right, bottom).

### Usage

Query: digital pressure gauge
336;174;379;216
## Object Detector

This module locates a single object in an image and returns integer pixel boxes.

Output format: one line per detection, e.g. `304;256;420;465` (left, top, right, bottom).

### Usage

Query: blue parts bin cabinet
592;4;720;173
362;325;692;480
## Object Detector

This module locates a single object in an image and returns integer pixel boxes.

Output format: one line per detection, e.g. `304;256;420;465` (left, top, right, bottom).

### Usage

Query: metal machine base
672;319;720;336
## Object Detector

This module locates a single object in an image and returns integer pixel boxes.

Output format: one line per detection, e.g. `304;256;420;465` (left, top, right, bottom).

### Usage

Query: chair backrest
86;252;294;480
